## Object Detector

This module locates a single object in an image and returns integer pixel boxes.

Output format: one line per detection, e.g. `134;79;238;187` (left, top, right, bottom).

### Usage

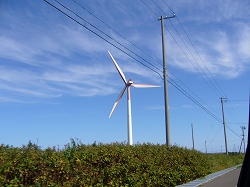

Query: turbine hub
127;79;133;85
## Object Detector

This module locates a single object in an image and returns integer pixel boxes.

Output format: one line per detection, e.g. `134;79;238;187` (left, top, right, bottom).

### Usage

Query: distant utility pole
239;126;246;153
158;14;175;146
220;97;228;155
191;124;195;150
205;141;207;153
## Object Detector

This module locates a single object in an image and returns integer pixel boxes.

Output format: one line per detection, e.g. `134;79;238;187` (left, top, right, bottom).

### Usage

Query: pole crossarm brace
158;14;176;21
158;14;175;146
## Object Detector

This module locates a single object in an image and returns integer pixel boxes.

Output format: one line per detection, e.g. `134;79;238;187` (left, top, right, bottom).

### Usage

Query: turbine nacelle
127;79;133;86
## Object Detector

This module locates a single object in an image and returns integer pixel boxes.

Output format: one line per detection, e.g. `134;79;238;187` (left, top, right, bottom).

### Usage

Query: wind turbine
108;51;160;145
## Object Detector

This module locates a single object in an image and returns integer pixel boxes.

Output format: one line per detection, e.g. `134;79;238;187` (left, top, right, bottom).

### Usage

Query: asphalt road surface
200;168;241;187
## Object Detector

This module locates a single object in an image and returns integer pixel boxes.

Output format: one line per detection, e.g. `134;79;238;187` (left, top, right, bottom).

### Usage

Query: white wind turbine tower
108;51;160;145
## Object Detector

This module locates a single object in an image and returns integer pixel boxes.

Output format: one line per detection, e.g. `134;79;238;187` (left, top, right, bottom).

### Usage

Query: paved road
176;165;241;187
200;168;240;187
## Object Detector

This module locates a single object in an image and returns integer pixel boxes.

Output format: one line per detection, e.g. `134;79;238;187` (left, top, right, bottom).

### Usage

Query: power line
44;0;163;78
141;0;158;17
145;0;239;131
168;77;222;123
168;71;220;115
226;99;244;124
160;0;245;133
47;0;220;123
143;0;242;138
72;0;163;67
207;126;222;148
161;0;228;98
205;124;214;142
226;125;242;138
46;0;243;138
154;0;242;137
85;0;230;126
54;0;163;75
141;0;224;119
160;0;175;13
153;0;224;97
169;76;241;138
140;0;224;122
56;0;226;125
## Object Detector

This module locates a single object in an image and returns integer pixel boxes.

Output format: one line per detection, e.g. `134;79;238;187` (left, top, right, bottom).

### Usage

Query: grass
206;152;244;173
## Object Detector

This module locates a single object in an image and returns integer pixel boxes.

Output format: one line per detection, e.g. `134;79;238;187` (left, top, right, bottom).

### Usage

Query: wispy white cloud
0;2;119;101
162;20;250;79
135;0;250;79
237;24;250;60
170;0;250;23
0;0;249;103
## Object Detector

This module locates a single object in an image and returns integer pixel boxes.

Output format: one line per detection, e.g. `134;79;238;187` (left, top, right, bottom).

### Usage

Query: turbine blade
109;85;127;118
132;83;160;88
108;51;127;84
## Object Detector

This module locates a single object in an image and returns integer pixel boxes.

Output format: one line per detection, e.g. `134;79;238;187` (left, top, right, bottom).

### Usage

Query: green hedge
0;140;243;187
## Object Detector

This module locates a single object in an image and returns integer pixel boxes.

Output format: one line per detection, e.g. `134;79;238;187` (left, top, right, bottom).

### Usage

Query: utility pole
242;126;246;153
205;141;207;153
191;124;195;150
220;97;228;155
158;14;175;146
239;126;246;153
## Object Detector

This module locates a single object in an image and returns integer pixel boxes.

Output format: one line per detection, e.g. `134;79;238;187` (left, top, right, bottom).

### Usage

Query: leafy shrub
0;140;244;187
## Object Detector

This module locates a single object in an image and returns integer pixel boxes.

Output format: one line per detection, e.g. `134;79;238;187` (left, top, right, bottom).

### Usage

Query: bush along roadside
0;140;244;187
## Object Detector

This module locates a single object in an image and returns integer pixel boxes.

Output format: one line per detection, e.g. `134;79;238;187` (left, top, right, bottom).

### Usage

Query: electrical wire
141;0;224;122
73;0;224;120
44;0;163;78
143;0;242;137
45;0;243;138
161;0;246;128
72;0;163;67
161;0;228;98
168;77;223;123
143;0;224;118
153;0;224;97
71;0;229;124
226;100;244;125
54;0;163;75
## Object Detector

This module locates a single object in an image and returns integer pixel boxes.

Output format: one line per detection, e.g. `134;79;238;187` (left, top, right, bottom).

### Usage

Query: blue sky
0;0;249;153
